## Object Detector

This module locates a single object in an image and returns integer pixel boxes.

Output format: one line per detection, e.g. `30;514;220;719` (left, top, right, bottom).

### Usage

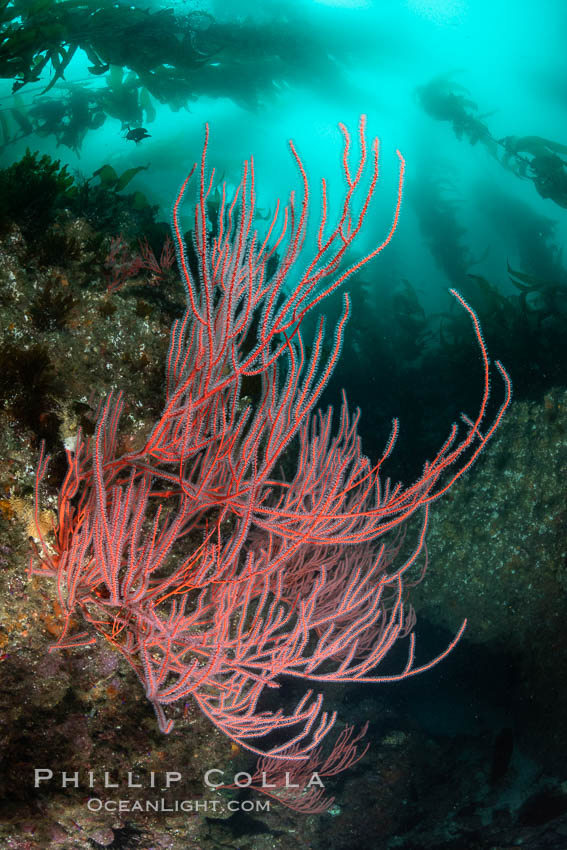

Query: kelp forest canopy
0;0;369;154
2;2;567;217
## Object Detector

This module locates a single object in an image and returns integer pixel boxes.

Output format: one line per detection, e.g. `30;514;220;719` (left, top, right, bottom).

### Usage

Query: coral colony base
31;117;512;812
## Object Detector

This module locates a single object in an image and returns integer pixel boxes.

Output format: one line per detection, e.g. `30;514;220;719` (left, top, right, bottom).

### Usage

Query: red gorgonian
31;117;511;808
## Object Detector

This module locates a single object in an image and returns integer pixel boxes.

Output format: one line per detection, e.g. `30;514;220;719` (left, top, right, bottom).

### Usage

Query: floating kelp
418;73;567;209
0;1;363;152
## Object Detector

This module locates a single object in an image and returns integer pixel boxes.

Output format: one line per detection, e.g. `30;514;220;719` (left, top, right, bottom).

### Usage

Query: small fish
124;127;151;144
